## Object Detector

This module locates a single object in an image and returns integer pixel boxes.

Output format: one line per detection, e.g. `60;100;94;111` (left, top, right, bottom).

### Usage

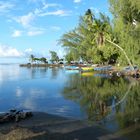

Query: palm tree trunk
106;39;134;70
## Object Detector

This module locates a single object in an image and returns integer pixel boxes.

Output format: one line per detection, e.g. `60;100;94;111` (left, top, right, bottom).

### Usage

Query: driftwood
0;109;33;123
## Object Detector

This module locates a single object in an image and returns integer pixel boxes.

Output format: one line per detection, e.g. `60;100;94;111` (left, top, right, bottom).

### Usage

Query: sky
0;0;111;63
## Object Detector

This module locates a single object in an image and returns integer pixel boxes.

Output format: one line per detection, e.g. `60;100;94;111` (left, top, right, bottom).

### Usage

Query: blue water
0;64;85;119
0;64;139;132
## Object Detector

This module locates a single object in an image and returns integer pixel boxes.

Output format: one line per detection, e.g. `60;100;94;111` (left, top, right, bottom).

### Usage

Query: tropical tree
109;0;140;67
40;57;48;64
29;54;35;63
59;9;118;64
59;9;95;63
60;6;139;67
86;8;135;68
49;51;59;63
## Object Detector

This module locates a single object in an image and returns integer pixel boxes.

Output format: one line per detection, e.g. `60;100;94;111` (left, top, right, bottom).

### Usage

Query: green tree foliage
109;0;140;66
49;51;59;63
60;2;140;66
29;55;48;64
59;9;119;64
29;54;35;63
40;57;48;63
62;74;140;125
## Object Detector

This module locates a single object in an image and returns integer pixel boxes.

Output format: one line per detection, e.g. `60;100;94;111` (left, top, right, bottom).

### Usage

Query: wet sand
0;112;139;140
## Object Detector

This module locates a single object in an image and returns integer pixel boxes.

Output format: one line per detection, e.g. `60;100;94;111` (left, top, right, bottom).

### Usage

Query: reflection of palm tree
112;81;140;129
63;73;140;127
109;82;133;108
63;75;130;122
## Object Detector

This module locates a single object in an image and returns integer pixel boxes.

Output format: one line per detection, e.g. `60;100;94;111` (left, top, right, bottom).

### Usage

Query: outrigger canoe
65;69;79;74
80;67;94;72
65;65;79;70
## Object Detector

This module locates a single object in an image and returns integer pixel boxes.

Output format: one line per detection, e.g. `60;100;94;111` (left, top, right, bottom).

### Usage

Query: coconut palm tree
30;54;35;64
85;11;134;70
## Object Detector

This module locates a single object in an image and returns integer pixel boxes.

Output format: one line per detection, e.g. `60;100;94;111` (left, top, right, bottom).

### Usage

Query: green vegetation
49;51;59;63
62;74;140;127
59;1;140;66
28;51;64;65
29;54;48;64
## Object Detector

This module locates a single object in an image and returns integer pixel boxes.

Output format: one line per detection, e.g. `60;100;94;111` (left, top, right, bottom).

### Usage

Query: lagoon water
0;64;139;132
0;64;84;119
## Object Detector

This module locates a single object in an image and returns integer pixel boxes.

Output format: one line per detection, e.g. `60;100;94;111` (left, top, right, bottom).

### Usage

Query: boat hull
80;67;94;72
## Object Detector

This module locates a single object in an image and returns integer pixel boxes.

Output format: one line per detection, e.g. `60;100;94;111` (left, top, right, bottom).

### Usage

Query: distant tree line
29;51;63;64
30;54;48;64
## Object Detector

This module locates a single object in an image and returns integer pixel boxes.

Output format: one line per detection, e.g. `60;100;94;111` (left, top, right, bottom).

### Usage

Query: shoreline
0;112;139;140
19;63;64;67
19;63;140;79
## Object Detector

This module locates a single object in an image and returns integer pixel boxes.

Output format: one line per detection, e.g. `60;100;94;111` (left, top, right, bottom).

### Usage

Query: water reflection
0;64;21;84
0;65;83;119
50;67;60;79
16;86;23;97
30;67;49;79
0;65;139;131
62;74;140;130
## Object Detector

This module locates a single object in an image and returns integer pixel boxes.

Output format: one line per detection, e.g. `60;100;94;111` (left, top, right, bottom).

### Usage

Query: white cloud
0;44;23;57
11;1;70;37
0;1;14;13
28;0;60;8
27;30;43;36
12;30;22;37
90;7;100;14
25;48;33;53
39;9;72;16
27;27;44;36
24;48;33;56
34;8;42;15
74;0;82;3
42;3;61;9
15;12;35;28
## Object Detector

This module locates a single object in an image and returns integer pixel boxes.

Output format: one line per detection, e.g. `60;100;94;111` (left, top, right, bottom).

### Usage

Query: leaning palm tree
87;12;134;70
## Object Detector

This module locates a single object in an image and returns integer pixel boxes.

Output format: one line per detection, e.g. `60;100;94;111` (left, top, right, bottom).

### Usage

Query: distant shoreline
19;63;64;67
19;63;140;78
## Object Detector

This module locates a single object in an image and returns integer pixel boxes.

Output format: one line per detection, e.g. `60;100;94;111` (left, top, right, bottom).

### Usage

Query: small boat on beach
123;65;138;71
65;69;79;74
80;67;94;72
65;65;79;70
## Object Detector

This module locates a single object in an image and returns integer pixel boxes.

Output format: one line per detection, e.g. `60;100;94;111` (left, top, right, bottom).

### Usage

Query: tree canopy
59;1;140;66
49;51;59;63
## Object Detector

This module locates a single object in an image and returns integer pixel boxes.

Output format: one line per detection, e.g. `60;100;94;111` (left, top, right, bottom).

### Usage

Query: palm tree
40;57;48;64
30;54;35;64
85;12;134;70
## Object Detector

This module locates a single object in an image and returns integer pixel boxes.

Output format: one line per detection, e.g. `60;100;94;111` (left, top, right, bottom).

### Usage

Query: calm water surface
0;64;139;132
